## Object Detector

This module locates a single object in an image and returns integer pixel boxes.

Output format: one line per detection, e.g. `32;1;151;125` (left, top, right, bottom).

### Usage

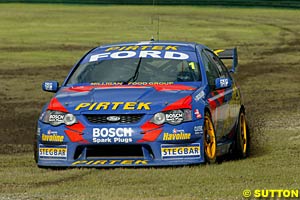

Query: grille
85;114;144;124
86;145;144;159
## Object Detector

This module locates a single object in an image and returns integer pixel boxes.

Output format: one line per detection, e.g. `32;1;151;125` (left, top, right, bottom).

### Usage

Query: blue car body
35;41;247;167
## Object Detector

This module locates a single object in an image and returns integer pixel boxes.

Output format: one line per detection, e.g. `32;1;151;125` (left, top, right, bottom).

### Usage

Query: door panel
207;88;233;140
202;49;235;140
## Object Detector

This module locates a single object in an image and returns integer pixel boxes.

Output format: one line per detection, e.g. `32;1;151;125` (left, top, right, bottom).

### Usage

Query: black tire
203;112;217;164
234;111;250;158
33;132;38;164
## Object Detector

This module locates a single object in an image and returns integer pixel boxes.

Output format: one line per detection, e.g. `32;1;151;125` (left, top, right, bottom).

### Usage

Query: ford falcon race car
35;41;249;167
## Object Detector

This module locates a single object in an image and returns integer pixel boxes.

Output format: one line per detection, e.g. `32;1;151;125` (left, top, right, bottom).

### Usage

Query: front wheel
34;133;38;163
204;112;217;164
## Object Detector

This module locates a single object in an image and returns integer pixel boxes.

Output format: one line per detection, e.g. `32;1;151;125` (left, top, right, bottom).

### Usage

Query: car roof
94;41;208;52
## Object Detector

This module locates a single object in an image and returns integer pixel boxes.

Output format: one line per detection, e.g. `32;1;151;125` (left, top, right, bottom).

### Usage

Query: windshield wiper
124;57;142;84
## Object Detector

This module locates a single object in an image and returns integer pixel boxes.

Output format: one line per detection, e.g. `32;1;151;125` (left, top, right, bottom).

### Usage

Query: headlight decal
47;97;68;113
150;96;193;125
165;110;184;125
49;113;64;122
138;121;162;143
64;121;88;143
150;109;192;125
163;96;192;111
42;98;88;144
42;110;77;126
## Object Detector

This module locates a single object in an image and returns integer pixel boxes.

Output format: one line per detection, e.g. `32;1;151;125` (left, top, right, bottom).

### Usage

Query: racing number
189;62;196;70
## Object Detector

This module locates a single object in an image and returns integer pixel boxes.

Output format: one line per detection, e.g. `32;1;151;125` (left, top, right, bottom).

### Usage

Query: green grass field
0;3;299;200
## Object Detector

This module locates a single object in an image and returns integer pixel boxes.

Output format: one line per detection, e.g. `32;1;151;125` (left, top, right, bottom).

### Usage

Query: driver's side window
205;50;231;79
201;51;220;88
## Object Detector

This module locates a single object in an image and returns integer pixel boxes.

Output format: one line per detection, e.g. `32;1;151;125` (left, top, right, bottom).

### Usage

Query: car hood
48;84;199;115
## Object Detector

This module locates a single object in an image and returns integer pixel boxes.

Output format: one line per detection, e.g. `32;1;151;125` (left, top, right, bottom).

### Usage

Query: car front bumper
36;119;205;167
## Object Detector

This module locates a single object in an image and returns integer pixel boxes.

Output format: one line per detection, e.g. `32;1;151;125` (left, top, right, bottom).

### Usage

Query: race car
35;41;249;167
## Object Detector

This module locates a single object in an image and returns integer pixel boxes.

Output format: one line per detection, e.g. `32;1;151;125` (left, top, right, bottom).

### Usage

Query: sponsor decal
49;114;64;122
44;82;53;90
41;130;64;142
163;133;191;141
194;109;202;119
173;128;183;134
161;143;201;160
72;159;148;166
220;78;229;87
90;82;174;86
163;129;191;141
75;102;151;111
39;145;67;160
165;112;183;122
194;91;205;101
91;82;123;86
194;125;203;135
92;128;133;143
105;45;178;52
128;82;174;85
89;51;189;62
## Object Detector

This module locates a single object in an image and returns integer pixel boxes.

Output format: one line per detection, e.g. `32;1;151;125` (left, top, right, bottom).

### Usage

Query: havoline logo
92;128;133;143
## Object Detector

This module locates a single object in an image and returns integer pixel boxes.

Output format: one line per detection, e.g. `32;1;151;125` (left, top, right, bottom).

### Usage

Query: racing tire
33;133;38;164
234;111;250;159
203;112;217;164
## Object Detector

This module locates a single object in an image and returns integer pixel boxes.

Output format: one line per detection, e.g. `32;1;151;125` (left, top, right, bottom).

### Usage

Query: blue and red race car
35;41;249;167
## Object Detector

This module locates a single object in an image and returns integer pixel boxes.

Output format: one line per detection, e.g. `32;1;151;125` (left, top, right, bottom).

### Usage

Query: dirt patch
31;171;91;188
0;65;70;76
0;65;74;146
0;144;33;154
0;102;42;145
0;44;93;52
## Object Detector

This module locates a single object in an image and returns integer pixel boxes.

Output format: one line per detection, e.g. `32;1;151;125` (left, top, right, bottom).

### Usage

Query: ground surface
0;4;299;200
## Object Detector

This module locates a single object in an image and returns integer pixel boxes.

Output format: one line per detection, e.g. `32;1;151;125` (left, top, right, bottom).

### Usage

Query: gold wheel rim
240;113;247;154
204;116;216;160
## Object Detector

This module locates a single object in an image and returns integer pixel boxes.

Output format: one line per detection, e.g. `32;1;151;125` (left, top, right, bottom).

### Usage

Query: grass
0;3;300;200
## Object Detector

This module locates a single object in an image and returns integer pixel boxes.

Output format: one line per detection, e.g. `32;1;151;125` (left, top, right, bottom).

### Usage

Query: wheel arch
240;104;246;114
204;106;212;116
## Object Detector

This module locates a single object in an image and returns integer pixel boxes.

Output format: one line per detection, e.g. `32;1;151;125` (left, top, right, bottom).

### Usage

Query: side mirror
42;81;59;92
215;78;231;89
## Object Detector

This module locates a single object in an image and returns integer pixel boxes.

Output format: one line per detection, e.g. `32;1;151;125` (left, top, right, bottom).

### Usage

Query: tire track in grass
257;22;300;55
218;15;300;157
236;16;299;55
31;169;91;188
1;169;92;194
0;44;93;52
0;65;70;76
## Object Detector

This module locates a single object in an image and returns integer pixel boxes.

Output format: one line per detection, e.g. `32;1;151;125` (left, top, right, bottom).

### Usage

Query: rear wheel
235;112;250;158
204;113;217;163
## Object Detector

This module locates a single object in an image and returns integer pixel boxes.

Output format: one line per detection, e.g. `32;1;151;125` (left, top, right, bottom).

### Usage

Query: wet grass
0;3;299;200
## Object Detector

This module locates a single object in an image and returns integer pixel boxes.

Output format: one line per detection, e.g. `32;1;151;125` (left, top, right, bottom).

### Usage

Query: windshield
67;46;201;85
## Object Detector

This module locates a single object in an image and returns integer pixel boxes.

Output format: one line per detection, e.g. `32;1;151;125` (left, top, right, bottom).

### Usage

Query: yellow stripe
214;49;224;56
